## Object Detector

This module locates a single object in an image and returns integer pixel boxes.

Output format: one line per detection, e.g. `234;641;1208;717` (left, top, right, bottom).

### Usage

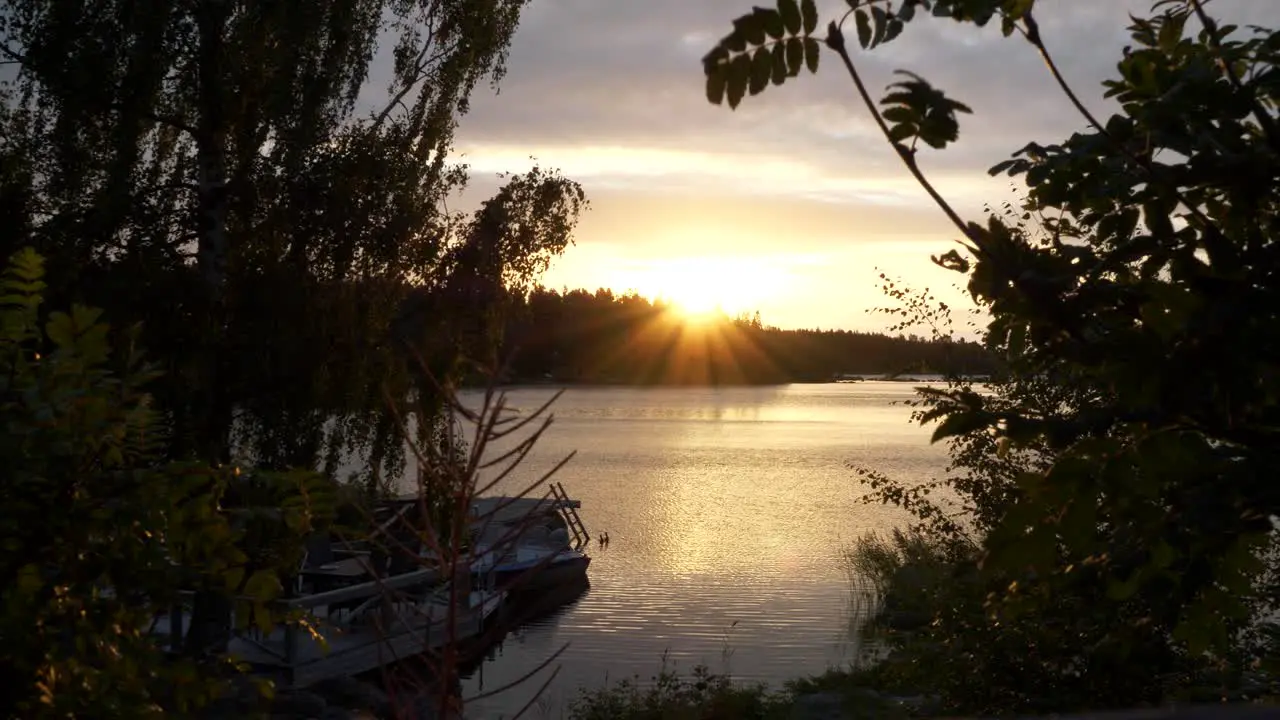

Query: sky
424;0;1278;332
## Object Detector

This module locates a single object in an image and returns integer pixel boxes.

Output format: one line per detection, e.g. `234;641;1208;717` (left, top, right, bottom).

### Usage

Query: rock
270;689;329;718
790;692;846;720
310;676;391;716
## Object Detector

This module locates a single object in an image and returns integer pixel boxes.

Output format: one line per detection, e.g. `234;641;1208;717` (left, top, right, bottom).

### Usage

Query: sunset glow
614;255;790;322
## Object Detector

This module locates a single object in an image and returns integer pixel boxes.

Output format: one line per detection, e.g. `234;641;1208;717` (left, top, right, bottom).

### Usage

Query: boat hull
488;554;590;595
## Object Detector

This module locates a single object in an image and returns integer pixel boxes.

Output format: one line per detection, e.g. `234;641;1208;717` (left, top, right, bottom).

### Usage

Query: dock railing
159;565;471;681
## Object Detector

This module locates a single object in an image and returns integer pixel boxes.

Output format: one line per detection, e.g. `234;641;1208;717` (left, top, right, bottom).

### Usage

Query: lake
438;382;951;719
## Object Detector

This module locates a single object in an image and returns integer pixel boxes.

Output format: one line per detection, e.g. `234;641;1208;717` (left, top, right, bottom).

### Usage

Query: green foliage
0;248;334;717
705;0;1280;711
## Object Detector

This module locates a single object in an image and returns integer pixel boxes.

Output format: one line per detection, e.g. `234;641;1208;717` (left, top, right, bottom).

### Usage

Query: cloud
409;0;1280;329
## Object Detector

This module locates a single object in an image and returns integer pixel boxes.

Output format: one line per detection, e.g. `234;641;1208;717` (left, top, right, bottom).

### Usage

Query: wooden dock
159;571;489;686
154;488;586;687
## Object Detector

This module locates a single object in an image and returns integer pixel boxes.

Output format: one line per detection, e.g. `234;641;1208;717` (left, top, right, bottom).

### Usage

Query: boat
471;544;591;594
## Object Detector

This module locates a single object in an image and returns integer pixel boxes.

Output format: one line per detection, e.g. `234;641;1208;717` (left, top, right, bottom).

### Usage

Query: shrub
0;247;333;717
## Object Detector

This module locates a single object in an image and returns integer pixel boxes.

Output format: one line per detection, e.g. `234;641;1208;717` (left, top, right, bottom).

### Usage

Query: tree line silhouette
492;287;997;385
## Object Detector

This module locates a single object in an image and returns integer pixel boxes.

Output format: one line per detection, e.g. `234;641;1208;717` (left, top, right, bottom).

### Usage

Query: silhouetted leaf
770;42;788;85
706;68;727;105
871;5;888;46
734;13;767;45
754;7;786;39
931;410;990;443
778;0;802;35
702;45;730;74
800;0;818;34
884;17;904;43
727;53;751;108
804;37;820;73
856;10;872;48
749;46;772;94
786;36;804;75
722;30;747;53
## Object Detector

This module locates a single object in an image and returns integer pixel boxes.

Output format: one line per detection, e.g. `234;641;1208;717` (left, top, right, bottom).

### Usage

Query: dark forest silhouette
493;286;996;385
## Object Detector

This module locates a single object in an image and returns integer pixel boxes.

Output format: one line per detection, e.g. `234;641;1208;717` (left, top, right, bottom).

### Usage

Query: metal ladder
548;481;590;550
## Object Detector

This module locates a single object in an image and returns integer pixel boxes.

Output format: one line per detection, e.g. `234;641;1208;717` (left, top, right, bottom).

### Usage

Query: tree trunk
185;0;234;657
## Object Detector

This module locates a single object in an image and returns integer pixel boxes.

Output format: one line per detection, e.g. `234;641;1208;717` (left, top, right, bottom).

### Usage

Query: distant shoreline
464;374;992;389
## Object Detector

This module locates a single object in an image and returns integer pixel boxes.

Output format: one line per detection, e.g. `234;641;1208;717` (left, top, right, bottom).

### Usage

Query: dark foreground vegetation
495;286;996;384
0;0;587;717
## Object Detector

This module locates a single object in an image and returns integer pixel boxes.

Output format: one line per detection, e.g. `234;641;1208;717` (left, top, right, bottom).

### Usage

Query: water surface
445;383;949;718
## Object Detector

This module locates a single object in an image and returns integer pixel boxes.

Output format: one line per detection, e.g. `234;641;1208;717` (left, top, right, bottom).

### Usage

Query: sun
635;256;787;323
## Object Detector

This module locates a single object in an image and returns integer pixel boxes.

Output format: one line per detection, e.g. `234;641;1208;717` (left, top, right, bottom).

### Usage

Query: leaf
785;36;804;75
881;106;914;124
46;311;75;349
722;31;747;53
244;569;281;601
749;46;773;95
800;0;818;34
870;5;889;46
897;1;916;22
803;37;820;73
884;17;904;43
930;410;989;443
706;68;727;105
888;124;915;143
754;7;786;40
702;45;729;73
770;42;788;85
733;13;767;45
778;0;802;35
856;10;872;48
1158;10;1187;51
727;53;751;108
